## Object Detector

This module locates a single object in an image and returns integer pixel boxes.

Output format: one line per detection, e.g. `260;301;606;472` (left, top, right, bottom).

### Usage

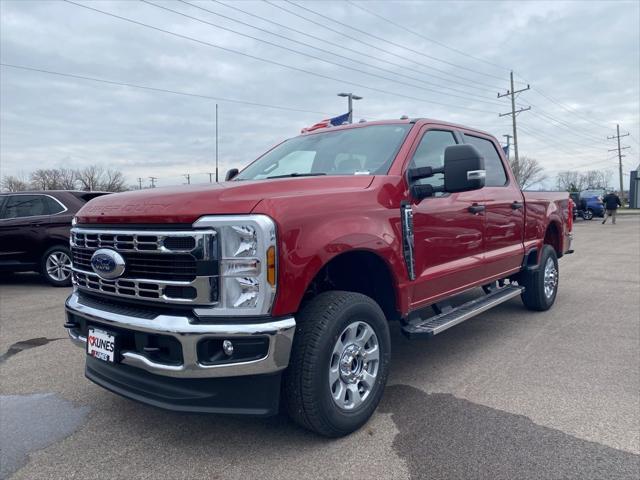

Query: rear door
408;127;486;309
462;134;525;279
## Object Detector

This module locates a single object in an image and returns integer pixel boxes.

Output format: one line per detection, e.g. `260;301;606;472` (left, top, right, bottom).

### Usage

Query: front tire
41;246;72;287
284;291;391;437
520;245;558;311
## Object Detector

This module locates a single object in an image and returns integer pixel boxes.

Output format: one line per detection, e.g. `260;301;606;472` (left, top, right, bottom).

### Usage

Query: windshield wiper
266;172;327;179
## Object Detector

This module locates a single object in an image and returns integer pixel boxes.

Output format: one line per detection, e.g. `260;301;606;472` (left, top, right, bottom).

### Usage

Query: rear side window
410;130;458;189
43;196;65;214
1;195;63;218
463;134;508;187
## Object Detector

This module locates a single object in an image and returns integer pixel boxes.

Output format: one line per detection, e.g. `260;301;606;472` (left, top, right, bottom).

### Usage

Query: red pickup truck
64;118;573;437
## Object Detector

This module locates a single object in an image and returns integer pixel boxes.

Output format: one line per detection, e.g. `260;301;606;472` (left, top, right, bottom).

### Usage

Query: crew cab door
461;133;525;278
407;128;486;309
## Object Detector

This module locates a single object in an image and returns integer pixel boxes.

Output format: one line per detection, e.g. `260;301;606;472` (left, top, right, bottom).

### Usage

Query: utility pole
337;92;362;123
184;173;191;185
498;71;530;179
149;176;157;188
607;124;630;196
503;134;512;160
215;103;219;182
207;172;214;183
137;177;143;190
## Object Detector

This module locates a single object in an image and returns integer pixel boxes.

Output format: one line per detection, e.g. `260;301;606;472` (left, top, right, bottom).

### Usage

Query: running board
401;285;524;339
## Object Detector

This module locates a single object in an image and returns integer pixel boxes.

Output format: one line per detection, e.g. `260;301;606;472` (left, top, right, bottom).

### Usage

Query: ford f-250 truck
64;118;573;437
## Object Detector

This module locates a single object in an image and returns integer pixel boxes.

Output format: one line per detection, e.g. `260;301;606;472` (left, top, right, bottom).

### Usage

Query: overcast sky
1;0;639;189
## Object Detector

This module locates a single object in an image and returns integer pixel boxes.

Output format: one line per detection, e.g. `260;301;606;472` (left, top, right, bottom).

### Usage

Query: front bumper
65;292;296;379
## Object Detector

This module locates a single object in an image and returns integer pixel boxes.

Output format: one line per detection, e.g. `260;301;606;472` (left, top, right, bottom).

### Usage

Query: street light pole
337;92;362;123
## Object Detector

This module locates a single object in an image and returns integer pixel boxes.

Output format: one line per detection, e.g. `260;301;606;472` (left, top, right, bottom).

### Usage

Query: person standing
602;191;622;224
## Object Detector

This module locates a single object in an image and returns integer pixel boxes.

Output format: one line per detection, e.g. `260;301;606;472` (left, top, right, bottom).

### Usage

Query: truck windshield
235;124;412;180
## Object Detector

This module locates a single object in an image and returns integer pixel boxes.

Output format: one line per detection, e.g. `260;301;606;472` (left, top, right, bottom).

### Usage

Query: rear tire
583;209;594;220
41;246;72;287
284;291;391;437
520;245;558;311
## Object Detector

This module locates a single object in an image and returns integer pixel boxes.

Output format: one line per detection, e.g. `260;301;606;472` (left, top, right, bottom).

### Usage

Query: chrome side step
401;285;524;339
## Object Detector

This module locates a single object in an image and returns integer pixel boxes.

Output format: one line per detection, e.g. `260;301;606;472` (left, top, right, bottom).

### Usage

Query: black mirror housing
443;144;485;193
225;168;239;181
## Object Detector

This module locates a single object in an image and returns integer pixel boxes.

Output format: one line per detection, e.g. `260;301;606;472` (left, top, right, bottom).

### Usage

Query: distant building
630;164;640;208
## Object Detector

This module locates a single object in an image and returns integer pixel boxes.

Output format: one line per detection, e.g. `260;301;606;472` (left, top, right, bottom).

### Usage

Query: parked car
579;192;605;219
64;119;573;437
0;191;109;286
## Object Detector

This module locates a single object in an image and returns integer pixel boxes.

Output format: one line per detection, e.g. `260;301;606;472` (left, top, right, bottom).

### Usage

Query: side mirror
442;144;485;193
225;168;239;181
408;144;485;200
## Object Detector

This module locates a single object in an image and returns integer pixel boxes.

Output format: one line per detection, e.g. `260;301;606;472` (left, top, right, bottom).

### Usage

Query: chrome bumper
65;292;295;379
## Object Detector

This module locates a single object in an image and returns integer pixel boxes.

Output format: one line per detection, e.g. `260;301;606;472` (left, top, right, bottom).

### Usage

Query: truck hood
75;176;374;225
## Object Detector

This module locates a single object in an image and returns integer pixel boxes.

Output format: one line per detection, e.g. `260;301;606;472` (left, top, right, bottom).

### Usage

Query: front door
407;128;486;310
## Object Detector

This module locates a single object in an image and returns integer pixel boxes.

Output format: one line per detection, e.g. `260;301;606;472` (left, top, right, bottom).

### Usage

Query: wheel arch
295;249;400;322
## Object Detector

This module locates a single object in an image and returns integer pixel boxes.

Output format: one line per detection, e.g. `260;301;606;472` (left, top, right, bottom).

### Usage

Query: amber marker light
267;246;276;286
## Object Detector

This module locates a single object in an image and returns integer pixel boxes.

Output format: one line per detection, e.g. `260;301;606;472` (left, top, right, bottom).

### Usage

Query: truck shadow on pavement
378;384;639;480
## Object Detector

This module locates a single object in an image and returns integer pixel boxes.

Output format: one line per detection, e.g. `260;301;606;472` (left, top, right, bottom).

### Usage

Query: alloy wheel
46;251;72;282
329;321;380;411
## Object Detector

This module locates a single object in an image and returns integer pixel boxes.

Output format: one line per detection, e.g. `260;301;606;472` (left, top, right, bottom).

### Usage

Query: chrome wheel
46;251;72;282
329;321;379;411
543;257;558;299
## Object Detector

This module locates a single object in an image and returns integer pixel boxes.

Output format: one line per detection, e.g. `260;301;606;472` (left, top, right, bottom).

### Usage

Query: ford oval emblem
90;249;126;280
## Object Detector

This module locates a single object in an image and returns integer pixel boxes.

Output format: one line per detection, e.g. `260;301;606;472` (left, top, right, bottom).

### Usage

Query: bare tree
58;168;78;189
556;171;585;192
101;169;127;192
1;175;29;192
76;165;105;191
509;156;547;189
581;170;611;189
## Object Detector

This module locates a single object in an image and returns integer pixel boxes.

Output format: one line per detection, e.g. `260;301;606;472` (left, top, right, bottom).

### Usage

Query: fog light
222;340;234;356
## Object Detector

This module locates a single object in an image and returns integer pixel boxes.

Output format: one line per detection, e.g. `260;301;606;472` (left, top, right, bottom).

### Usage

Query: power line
346;0;511;74
527;107;604;144
176;0;504;103
0;63;330;115
62;1;498;114
264;0;503;92
283;0;509;85
142;0;506;108
210;0;493;95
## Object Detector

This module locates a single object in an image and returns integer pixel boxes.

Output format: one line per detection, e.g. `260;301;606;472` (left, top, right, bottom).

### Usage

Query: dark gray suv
0;191;109;286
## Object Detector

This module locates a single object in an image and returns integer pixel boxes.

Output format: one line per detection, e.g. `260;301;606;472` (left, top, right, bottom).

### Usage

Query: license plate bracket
87;327;118;363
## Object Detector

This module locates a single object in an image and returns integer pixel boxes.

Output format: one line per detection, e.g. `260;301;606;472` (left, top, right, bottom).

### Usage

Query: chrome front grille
70;227;218;305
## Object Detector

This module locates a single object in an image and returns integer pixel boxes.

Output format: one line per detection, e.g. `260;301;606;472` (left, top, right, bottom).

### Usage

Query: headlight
193;215;277;316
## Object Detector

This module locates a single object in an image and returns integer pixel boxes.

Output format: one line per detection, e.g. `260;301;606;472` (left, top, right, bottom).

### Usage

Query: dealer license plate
87;327;116;363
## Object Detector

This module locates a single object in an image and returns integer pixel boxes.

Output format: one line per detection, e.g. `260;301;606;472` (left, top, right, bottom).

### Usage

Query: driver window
410;130;458;189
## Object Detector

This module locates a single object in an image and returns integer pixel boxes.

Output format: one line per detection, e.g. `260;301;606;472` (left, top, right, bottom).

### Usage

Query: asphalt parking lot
1;215;639;480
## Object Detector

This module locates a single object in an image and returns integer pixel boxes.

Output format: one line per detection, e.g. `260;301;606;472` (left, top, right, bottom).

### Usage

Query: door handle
468;203;485;214
511;201;524;210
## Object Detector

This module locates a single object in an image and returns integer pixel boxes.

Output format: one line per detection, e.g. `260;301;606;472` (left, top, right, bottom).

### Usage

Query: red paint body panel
76;119;571;319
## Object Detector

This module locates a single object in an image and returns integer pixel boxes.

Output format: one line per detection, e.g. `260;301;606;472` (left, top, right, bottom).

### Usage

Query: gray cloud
1;0;638;189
